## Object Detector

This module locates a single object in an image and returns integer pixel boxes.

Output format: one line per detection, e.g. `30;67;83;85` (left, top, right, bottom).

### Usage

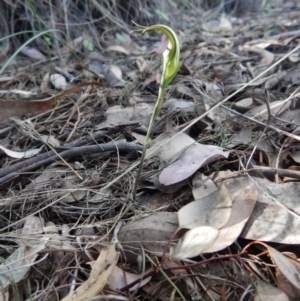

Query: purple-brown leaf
159;143;230;186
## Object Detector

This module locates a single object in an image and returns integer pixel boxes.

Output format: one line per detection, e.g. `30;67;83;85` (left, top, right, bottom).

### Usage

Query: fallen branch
0;140;142;186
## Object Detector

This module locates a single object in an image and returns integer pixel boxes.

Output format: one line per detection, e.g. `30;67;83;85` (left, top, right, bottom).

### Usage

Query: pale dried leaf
107;266;151;292
228;128;253;146
202;20;220;33
162;98;195;112
254;279;289;301
0;76;14;82
246;40;281;49
88;60;104;74
265;76;280;89
192;172;219;200
61;244;119;301
60;175;86;203
179;183;232;229
241;178;300;244
104;65;125;87
148;132;195;161
2;89;39;96
25;167;68;191
39;134;60;147
0;217;47;290
203;182;258;253
267;246;300;290
58;36;84;54
246;100;290;119
282;69;300;84
289;52;300;62
87;187;112;202
140;73;158;89
40;72;50;93
246;76;271;86
119;212;179;263
0;145;41;159
175;84;196;100
106;45;130;55
241;46;274;66
277;107;300;126
276;257;300;300
43;222;70;259
62;189;86;203
234;97;253;108
0;291;9;301
258;49;275;66
204;81;223;100
85;51;107;62
290;150;300;164
131;131;147;145
0;241;46;290
50;73;67;90
219;13;232;31
44;221;58;234
22;216;44;235
136;57;151;74
21;47;46;60
106;103;154;127
170;226;219;260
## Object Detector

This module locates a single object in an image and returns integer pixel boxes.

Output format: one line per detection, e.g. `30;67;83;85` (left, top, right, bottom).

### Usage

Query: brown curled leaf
0;81;107;122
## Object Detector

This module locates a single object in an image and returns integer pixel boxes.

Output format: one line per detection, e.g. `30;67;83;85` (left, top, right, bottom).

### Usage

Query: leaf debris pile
1;0;300;300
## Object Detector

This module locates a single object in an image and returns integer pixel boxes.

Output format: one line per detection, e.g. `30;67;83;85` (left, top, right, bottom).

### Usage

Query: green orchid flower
132;24;181;200
141;24;180;88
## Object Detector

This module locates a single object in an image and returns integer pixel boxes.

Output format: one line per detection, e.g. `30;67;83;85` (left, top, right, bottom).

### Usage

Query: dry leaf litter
0;0;300;300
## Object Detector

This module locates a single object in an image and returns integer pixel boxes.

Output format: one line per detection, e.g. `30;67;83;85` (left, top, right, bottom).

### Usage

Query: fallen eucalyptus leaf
0;216;47;290
192;172;219;200
119;212;179;263
267;245;300;291
0;145;42;159
61;244;119;301
203;183;258;253
170;226;219;260
179;183;232;229
159;143;230;186
253;279;289;301
107;266;151;292
104;65;125;87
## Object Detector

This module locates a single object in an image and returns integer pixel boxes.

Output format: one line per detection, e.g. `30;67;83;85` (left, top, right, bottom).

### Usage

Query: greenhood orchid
141;24;180;89
132;24;181;200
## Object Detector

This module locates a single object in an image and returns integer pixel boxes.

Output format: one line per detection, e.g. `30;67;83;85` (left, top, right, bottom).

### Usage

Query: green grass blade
0;29;61;75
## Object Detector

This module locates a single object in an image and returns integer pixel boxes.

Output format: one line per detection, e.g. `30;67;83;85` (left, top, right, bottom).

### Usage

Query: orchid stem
130;24;180;202
133;86;165;201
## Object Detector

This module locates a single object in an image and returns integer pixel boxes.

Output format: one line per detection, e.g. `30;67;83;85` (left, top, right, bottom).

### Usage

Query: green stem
26;0;53;64
133;86;165;201
0;29;59;75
